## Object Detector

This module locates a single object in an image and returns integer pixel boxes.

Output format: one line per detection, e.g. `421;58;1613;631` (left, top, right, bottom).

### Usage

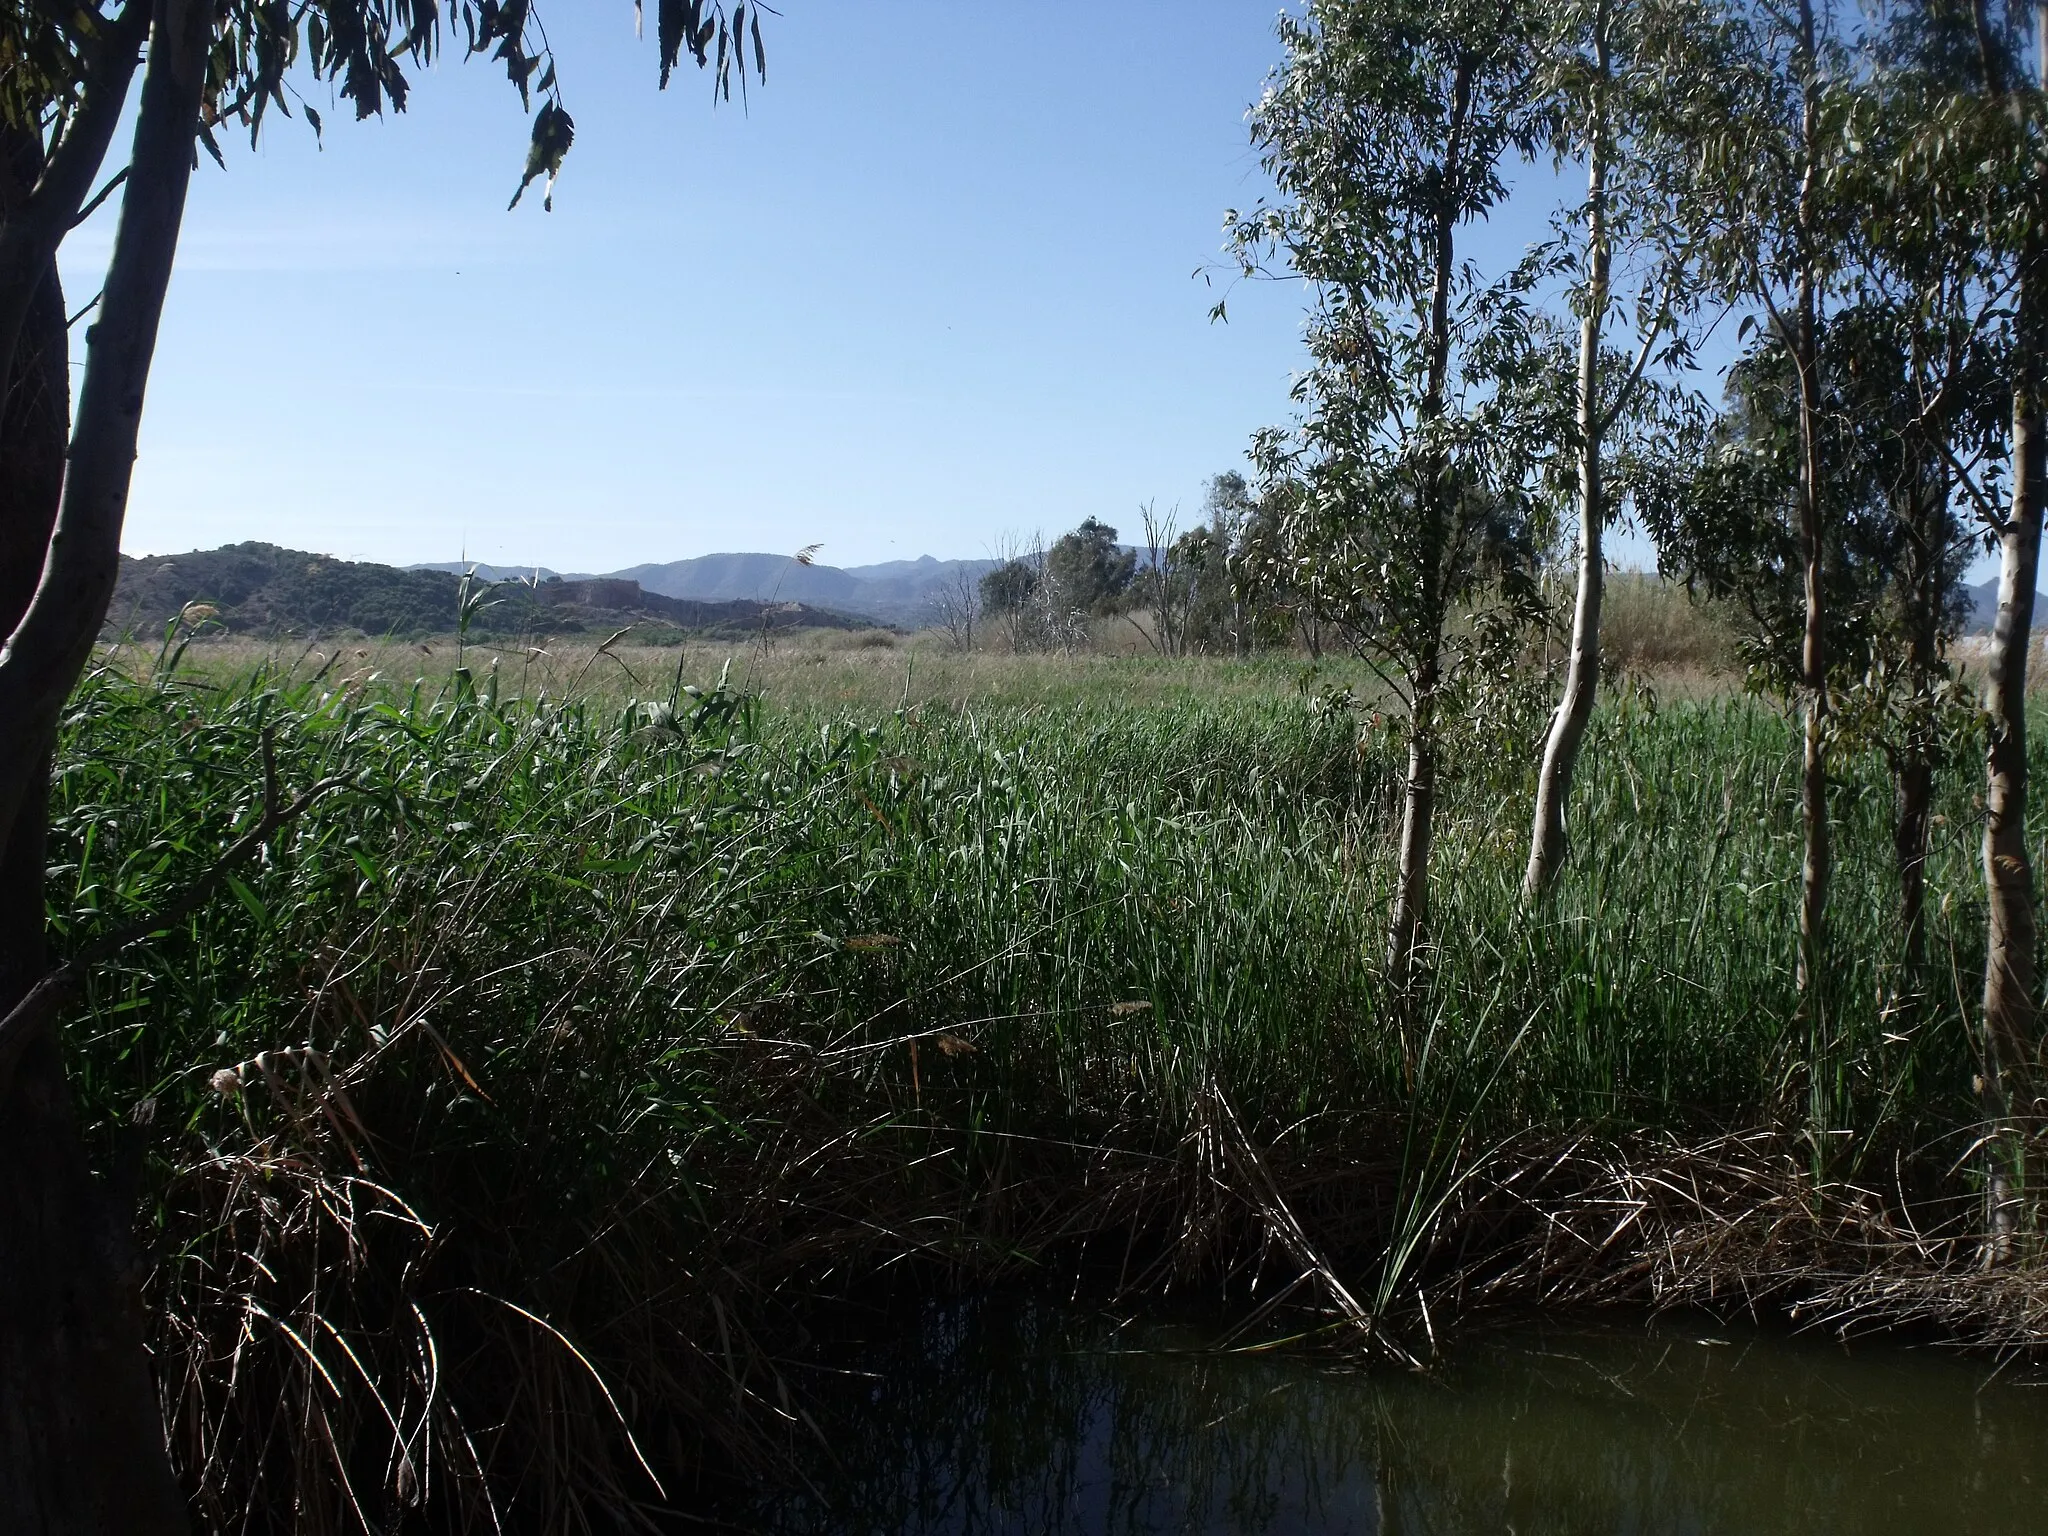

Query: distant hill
113;545;466;639
608;552;870;608
476;551;1005;626
109;544;880;642
837;555;1005;621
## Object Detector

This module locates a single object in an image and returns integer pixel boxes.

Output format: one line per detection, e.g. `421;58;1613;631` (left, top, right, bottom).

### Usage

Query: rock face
107;544;882;641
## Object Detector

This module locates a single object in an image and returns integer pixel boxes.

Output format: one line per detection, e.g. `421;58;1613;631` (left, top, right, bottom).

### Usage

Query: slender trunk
1792;0;1829;996
1893;472;1946;983
1525;43;1611;900
1;123;188;1536
1973;0;2048;1257
1386;60;1468;1004
1797;602;1828;996
1980;271;2044;1250
1387;657;1439;999
0;4;213;1528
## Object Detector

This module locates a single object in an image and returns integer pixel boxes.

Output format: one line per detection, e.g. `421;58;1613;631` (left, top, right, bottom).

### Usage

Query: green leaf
224;874;268;924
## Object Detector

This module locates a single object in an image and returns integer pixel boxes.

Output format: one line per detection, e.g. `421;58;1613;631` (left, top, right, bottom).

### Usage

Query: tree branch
1596;267;1682;440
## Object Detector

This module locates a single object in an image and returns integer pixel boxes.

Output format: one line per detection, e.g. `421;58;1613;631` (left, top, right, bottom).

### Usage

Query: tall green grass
50;650;2015;1528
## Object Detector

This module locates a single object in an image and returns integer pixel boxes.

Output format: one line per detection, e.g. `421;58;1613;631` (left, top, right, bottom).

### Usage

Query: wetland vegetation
45;634;2048;1525
5;0;2048;1529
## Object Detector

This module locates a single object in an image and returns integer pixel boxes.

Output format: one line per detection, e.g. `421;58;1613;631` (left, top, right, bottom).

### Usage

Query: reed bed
49;644;2034;1530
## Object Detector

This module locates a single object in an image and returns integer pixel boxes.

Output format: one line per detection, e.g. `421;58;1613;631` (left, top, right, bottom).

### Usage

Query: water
755;1297;2048;1535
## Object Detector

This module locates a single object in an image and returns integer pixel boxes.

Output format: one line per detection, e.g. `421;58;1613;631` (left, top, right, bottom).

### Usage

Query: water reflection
756;1298;2048;1535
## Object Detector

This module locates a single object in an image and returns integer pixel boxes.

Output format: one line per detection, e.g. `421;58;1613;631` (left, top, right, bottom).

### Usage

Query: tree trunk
1386;58;1466;1011
1893;472;1946;984
1524;55;1610;901
1979;281;2044;1253
1386;665;1438;1003
0;237;187;1536
1973;12;2048;1256
1791;0;1829;996
0;3;213;1527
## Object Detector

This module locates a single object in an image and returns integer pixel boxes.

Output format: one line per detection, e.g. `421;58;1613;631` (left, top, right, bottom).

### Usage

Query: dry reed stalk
1410;1127;2048;1352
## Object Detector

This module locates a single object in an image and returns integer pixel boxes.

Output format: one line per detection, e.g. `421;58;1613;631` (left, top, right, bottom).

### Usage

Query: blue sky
73;2;1661;573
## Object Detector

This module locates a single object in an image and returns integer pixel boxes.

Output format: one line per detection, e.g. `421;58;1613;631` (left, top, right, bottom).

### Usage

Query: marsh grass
138;629;1368;718
51;641;2031;1529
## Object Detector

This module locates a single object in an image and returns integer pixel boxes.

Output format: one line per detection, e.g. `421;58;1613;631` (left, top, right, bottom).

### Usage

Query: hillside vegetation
109;543;878;642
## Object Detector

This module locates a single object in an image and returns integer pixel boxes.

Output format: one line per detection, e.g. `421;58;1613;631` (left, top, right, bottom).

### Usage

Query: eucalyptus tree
1855;0;2047;1237
1642;332;1890;673
1223;470;1318;652
1661;0;1854;991
1230;0;1554;998
0;4;760;1527
1520;0;1708;901
980;551;1043;650
1201;470;1261;654
1045;516;1137;618
1950;0;2047;1187
1642;311;1982;977
1825;300;1993;978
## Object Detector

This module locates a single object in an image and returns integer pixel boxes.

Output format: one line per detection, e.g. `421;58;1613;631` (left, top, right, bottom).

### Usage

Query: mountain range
412;553;998;627
418;555;2034;636
106;542;2036;643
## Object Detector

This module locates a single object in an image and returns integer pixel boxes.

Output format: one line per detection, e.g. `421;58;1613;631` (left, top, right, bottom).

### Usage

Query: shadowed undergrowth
50;652;2029;1530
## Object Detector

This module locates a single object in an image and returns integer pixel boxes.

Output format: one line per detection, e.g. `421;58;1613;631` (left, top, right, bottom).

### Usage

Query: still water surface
755;1298;2048;1535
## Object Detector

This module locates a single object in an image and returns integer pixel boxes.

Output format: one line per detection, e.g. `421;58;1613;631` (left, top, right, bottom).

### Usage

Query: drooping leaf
508;97;575;211
656;0;694;87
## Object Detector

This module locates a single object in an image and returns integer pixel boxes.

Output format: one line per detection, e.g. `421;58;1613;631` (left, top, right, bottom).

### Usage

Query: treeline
953;480;1273;657
1218;0;2044;1230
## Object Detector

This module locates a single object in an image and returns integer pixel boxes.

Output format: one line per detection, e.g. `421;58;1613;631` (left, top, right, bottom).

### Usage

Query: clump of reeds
48;648;2035;1529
